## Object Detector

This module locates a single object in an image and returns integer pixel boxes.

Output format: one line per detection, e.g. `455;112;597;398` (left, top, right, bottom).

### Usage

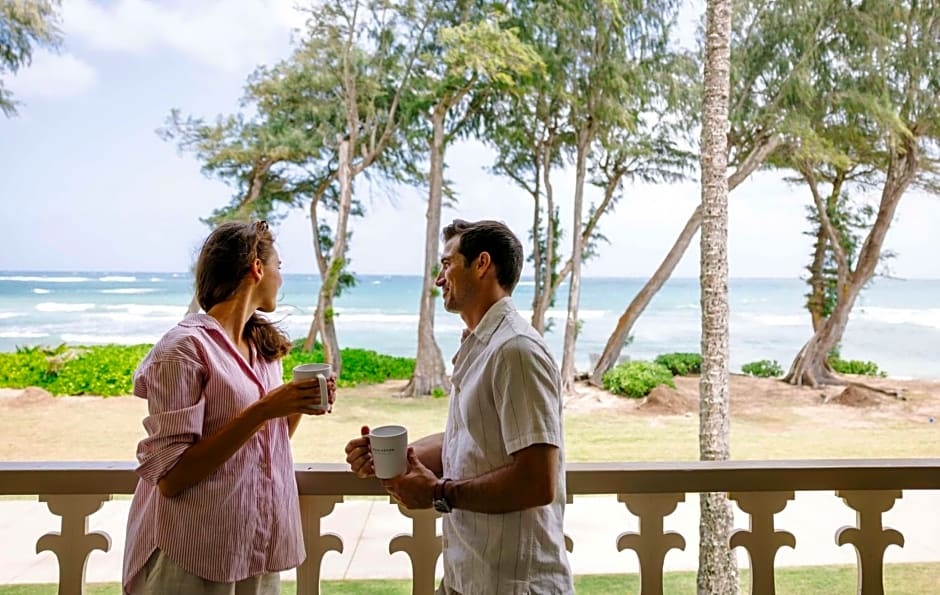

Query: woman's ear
251;258;265;281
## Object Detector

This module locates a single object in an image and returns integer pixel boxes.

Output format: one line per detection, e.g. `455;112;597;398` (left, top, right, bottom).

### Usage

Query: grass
1;563;937;594
1;383;937;463
292;386;940;463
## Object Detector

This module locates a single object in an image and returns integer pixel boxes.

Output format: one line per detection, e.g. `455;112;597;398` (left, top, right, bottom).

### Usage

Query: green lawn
1;563;937;594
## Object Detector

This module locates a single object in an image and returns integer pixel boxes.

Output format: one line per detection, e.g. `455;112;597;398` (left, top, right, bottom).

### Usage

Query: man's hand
381;448;438;509
345;425;375;478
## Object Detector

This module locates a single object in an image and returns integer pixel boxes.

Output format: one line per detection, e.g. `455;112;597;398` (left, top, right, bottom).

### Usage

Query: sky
1;0;938;279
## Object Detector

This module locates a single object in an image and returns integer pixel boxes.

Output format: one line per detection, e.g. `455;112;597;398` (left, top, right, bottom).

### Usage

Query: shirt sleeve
134;358;207;485
492;336;564;455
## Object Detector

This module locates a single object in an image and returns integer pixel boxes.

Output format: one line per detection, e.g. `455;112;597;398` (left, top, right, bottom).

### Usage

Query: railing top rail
2;459;939;496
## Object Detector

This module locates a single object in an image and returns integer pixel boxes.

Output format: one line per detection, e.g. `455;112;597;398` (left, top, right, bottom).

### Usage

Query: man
345;219;574;594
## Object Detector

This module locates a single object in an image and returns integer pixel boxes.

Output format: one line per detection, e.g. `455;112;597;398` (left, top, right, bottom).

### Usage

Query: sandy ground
1;374;938;460
563;373;940;423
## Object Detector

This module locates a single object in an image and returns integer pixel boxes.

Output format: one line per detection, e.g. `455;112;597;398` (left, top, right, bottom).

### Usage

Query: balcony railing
2;459;939;595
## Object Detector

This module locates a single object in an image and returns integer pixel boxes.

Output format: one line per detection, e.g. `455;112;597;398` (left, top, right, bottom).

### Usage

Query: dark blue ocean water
1;272;938;378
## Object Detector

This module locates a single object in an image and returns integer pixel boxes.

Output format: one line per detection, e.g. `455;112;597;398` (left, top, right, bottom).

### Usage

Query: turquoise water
1;271;938;379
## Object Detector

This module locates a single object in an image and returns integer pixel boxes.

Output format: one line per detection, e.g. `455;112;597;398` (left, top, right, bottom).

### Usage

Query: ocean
1;272;938;380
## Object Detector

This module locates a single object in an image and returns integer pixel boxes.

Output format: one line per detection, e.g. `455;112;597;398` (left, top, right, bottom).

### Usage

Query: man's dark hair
442;219;524;292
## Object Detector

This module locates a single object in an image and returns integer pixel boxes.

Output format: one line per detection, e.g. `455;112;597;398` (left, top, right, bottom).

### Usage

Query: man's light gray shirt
442;297;574;595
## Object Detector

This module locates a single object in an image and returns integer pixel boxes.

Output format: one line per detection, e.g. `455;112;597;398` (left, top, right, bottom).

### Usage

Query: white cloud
6;50;97;98
62;0;307;73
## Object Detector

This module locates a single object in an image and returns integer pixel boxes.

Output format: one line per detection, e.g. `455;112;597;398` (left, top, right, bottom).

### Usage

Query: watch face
433;498;451;513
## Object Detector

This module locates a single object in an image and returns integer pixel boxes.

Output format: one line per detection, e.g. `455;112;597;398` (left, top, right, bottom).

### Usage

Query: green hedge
829;357;887;377
281;343;414;388
0;342;415;396
653;352;702;376
741;359;784;378
602;361;675;398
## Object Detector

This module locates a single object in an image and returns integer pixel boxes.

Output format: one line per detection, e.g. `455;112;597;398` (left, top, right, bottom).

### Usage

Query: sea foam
35;303;96;313
0;276;90;283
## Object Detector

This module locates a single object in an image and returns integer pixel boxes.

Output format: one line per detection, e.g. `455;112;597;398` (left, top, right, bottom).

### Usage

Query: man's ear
475;251;492;279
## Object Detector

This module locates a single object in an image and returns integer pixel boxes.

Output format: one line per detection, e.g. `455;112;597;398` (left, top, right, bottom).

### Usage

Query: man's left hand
381;447;437;509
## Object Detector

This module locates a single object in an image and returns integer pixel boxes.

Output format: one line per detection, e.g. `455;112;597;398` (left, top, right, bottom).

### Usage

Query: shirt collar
470;296;515;345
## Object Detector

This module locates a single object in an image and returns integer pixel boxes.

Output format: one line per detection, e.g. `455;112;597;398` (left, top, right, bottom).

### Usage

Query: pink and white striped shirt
122;314;304;594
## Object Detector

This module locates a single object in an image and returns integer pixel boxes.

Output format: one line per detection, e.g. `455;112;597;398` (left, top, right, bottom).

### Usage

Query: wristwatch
433;478;453;513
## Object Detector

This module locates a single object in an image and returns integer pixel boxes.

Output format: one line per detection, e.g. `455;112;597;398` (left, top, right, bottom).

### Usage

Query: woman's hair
195;221;291;361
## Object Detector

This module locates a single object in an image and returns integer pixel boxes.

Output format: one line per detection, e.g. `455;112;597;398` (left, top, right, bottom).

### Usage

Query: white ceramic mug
369;425;408;479
292;363;331;412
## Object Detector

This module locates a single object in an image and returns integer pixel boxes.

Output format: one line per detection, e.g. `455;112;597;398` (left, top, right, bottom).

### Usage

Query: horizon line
0;269;937;282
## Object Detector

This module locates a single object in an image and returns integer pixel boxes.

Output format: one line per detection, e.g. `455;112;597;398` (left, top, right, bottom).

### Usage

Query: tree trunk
587;133;782;386
807;221;828;333
805;170;845;332
589;206;702;385
314;291;342;375
401;107;451;397
560;129;590;393
783;289;853;386
786;143;917;386
532;141;556;334
530;159;544;334
698;1;738;594
307;135;354;376
302;179;331;353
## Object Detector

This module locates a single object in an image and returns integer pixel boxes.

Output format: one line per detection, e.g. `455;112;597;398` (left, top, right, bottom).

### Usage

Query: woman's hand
260;375;336;419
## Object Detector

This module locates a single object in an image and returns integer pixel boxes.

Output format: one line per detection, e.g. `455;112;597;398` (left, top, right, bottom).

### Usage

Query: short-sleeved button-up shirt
442;297;574;595
122;314;304;593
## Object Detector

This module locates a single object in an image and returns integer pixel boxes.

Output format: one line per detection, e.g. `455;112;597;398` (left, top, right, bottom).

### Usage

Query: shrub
830;357;887;377
0;344;151;396
282;344;414;388
654;352;702;376
0;346;49;387
741;359;784;378
0;341;415;395
602;361;675;398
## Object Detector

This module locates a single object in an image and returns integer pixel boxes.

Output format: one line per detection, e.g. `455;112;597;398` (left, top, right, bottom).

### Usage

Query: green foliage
829;357;886;378
282;343;413;388
0;344;152;396
1;0;62;116
741;360;784;378
431;387;446;399
602;361;675;398
654;352;701;376
0;341;413;396
827;346;886;377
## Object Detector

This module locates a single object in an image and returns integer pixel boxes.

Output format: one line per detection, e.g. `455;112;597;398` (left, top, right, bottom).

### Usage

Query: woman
123;221;334;595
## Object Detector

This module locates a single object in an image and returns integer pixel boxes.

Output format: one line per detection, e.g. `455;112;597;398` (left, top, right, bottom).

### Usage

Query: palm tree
697;0;738;593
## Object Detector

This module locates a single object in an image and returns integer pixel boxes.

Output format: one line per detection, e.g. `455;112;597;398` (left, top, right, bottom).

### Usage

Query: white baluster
389;499;442;595
297;495;345;595
36;494;111;595
836;490;904;595
730;491;795;595
617;493;686;595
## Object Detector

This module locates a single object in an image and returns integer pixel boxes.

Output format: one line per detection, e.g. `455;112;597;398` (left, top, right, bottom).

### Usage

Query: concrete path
2;491;939;584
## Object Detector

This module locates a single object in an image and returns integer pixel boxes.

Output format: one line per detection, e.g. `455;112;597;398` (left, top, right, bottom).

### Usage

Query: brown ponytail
194;221;292;362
